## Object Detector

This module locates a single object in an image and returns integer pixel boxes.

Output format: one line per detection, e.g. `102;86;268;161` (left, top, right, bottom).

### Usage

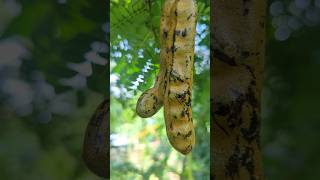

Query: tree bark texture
211;0;266;179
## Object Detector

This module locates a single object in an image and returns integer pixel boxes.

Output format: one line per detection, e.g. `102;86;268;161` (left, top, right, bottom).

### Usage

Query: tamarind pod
136;0;177;118
163;0;197;155
82;99;109;178
136;87;163;118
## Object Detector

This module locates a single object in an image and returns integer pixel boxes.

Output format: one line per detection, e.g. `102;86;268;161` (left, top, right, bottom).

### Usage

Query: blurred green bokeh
263;1;320;179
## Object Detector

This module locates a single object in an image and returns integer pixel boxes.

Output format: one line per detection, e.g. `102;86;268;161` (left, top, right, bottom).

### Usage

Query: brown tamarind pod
136;0;177;118
163;0;197;155
82;99;109;178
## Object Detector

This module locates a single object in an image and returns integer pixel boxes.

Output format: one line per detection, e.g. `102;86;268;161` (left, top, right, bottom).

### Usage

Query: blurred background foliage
0;0;107;179
0;0;320;179
263;0;320;179
110;0;210;179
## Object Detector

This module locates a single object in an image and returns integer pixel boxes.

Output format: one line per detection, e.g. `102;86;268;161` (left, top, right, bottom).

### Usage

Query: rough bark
211;0;266;179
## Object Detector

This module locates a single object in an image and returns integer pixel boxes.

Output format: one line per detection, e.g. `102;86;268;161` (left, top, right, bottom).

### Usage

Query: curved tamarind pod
82;99;109;178
136;0;177;118
164;0;197;155
136;78;163;118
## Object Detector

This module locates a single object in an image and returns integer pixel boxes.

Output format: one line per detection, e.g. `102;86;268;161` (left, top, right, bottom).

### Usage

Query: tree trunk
211;0;266;179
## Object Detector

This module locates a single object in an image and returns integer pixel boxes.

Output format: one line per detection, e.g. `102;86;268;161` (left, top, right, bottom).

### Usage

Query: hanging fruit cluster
136;0;197;155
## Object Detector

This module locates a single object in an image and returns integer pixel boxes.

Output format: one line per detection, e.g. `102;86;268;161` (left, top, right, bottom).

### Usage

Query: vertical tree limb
211;0;266;179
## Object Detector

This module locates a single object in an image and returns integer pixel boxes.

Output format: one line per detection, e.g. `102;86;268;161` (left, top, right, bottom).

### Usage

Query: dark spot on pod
163;30;168;38
182;29;187;37
246;87;258;107
177;77;184;82
164;80;167;90
187;90;191;97
251;80;256;86
181;145;192;154
167;46;177;53
177;132;181;136
180;107;189;118
241;51;250;59
186;109;190;117
175;29;187;37
176;91;187;102
239;147;255;177
170;70;184;82
175;10;177;16
174;115;177;119
170;122;173;130
186;96;192;107
171;46;177;53
212;48;236;66
243;8;249;16
242;64;256;79
225;145;240;178
152;95;157;103
241;110;259;142
184;130;192;139
187;13;193;20
214;102;230;116
180;110;185;117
